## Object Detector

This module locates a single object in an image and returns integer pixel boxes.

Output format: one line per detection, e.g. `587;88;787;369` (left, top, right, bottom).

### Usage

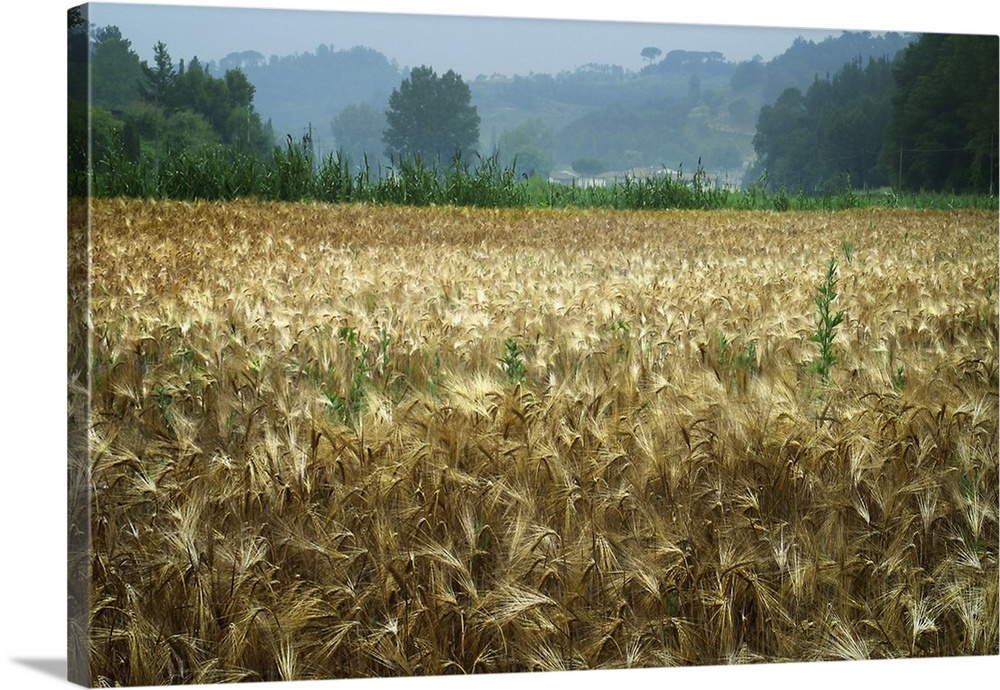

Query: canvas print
67;2;999;686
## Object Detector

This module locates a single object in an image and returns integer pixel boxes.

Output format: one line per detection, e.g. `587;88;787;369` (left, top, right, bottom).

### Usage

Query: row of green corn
83;141;998;211
88;142;528;207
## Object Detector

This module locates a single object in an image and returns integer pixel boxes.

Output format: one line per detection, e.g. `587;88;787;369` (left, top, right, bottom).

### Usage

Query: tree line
69;17;275;195
751;33;998;195
68;12;483;197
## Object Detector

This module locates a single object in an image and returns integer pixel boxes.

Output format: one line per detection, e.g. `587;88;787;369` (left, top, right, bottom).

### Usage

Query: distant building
604;165;674;183
548;164;676;187
547;169;606;188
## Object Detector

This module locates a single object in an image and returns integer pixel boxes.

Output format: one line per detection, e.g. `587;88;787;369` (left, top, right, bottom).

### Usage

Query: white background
2;1;997;689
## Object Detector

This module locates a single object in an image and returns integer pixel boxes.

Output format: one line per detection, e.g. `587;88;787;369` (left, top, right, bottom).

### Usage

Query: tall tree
881;33;999;193
140;41;176;109
752;87;811;188
91;27;145;112
383;66;481;163
752;56;896;192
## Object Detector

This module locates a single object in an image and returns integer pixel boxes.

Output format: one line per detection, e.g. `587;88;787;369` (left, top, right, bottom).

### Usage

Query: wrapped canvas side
67;5;92;686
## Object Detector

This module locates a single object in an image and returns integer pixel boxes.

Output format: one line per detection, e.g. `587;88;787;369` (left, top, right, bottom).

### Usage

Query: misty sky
86;1;863;80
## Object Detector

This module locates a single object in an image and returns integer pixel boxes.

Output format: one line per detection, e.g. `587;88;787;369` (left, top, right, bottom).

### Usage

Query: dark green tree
90;26;145;112
130;40;271;155
729;56;764;91
881;33;999;193
383;66;481;163
571;157;607;176
752;56;896;192
220;69;270;153
751;87;809;187
640;46;662;66
225;69;256;109
172;58;230;135
140;41;176;109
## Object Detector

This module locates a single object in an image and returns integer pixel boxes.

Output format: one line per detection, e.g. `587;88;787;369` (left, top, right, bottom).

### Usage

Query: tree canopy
751;32;997;195
752;56;896;192
90;26;145;112
382;66;481;164
880;33;999;193
129;41;271;155
74;26;274;196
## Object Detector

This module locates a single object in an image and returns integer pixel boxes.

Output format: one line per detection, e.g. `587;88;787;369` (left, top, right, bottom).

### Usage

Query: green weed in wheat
805;257;846;385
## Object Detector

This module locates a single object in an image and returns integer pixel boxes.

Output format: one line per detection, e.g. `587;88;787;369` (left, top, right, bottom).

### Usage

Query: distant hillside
209;30;916;182
472;30;917;182
211;44;404;158
742;30;917;101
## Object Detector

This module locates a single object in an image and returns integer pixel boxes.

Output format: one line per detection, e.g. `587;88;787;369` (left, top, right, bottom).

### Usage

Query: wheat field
74;198;998;685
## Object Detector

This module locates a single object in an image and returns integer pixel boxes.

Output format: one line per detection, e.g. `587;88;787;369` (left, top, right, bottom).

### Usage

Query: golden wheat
82;198;998;684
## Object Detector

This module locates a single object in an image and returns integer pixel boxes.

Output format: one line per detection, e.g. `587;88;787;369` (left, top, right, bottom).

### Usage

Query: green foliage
841;239;854;265
268;139;316;201
227;44;402;150
604;319;631;335
751;31;916;102
90;26;145;112
383;65;481;164
558;99;695;173
427;350;443;401
314;150;361;203
377;324;392;377
712;332;760;392
444;151;527;207
87;136;998;210
752;56;896;193
519;160;729;211
881;34;999;193
139;41;176;108
92;138;153;198
98;38;272;160
162;108;220;151
893;365;906;393
805;257;846;385
501;338;526;385
640;46;662;65
152;384;175;435
157;146;263;200
732;340;759;376
323;326;371;426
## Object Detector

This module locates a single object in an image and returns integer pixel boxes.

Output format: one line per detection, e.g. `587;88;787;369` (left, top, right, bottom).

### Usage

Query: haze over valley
86;3;923;187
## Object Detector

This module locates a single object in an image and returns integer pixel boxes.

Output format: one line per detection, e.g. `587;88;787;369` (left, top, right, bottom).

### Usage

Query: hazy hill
470;31;916;182
211;44;404;159
206;29;916;180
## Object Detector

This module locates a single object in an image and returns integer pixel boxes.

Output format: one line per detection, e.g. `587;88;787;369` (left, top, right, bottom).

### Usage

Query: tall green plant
805;257;846;384
267;139;315;201
501;337;526;385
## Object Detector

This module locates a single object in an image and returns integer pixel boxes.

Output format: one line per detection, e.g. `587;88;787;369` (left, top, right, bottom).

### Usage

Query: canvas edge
68;3;93;686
